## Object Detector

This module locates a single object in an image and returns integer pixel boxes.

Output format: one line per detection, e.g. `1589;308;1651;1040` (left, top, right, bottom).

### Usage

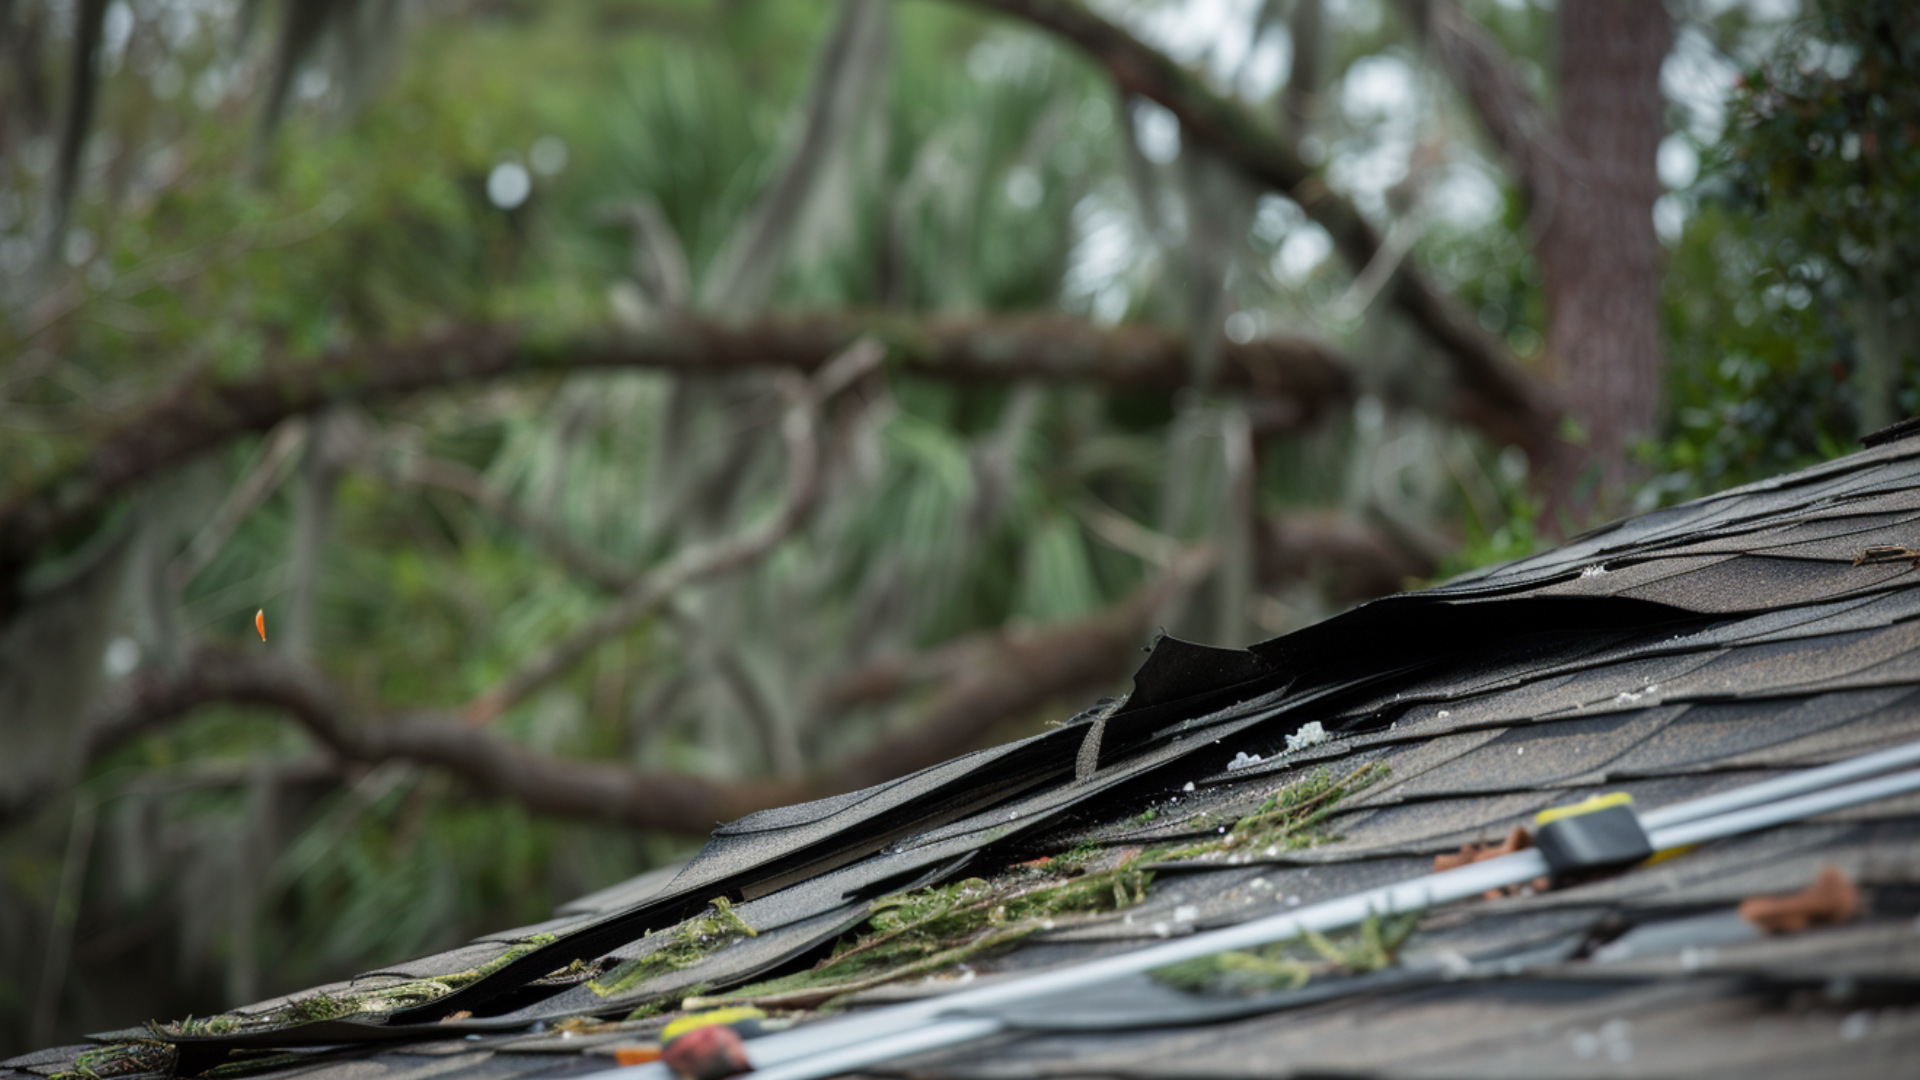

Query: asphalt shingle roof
15;432;1920;1079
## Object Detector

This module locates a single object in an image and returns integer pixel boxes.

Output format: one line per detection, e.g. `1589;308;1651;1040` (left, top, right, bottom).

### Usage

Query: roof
14;431;1920;1079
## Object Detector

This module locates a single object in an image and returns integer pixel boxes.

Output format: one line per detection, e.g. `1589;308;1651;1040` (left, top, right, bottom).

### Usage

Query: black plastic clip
1533;793;1654;878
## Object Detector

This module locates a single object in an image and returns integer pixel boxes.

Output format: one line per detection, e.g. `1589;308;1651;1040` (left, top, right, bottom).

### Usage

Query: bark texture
1536;0;1673;517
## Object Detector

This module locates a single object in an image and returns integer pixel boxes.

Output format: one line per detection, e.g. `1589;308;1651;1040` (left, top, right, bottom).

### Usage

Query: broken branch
0;313;1353;592
59;552;1214;835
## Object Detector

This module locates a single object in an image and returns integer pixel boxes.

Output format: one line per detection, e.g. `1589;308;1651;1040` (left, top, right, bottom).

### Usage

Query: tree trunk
1536;0;1672;524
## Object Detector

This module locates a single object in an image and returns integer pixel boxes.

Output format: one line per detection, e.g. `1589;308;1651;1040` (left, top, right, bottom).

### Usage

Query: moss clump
689;853;1154;1011
681;763;1386;1010
590;898;759;998
1157;763;1390;862
1152;910;1422;995
49;1041;176;1080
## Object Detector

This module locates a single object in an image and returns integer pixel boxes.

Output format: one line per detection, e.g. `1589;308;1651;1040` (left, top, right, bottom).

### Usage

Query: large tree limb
56;552;1210;835
0;312;1352;590
954;0;1555;448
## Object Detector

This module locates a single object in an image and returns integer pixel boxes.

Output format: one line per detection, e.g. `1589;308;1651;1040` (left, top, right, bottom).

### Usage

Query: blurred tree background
0;0;1911;1054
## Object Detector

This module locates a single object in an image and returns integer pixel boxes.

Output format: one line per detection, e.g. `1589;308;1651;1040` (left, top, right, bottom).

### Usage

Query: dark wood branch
0;313;1352;589
59;553;1212;835
75;645;803;835
953;0;1556;448
1394;0;1563;209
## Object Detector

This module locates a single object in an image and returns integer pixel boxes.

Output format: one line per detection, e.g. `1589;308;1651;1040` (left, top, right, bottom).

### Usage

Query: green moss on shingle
590;898;759;998
682;764;1388;1011
1151;910;1422;995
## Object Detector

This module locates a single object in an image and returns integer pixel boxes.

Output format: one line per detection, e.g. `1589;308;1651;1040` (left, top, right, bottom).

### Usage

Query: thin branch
0;313;1353;592
1393;0;1564;209
698;0;892;314
462;339;883;725
953;0;1555;447
365;449;633;593
166;419;310;593
599;195;693;309
1330;206;1431;322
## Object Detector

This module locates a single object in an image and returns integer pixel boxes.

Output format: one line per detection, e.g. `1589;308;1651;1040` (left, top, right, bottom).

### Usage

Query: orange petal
255;609;267;642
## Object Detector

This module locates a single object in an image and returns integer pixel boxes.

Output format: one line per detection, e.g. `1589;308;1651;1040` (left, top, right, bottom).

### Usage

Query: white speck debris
1173;904;1199;923
1182;781;1196;792
1150;921;1172;938
1612;683;1661;705
1227;751;1264;770
1437;710;1451;719
1285;721;1329;752
1581;564;1610;578
1840;1010;1872;1041
1572;1021;1634;1062
1517;747;1526;756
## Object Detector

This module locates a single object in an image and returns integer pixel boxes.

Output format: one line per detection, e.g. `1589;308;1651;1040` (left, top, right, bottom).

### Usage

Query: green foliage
1151;910;1422;995
1652;0;1920;500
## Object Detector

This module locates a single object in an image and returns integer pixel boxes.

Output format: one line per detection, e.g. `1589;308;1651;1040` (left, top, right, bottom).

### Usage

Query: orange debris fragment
255;609;267;642
1434;827;1539;898
611;1046;662;1066
1738;864;1859;934
1434;826;1532;872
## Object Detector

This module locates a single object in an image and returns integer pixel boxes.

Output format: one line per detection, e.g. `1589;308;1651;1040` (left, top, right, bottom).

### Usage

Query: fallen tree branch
56;550;1213;835
953;0;1555;447
0;312;1352;591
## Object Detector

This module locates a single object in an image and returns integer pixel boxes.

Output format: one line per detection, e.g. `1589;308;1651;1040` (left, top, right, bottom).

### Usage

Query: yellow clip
661;1006;767;1043
1535;792;1634;827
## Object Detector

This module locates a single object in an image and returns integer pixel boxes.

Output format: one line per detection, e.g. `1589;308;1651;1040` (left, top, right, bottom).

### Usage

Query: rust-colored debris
1433;826;1533;872
611;1045;663;1066
1738;864;1860;933
1851;545;1920;568
663;1025;751;1080
1434;827;1539;898
255;609;267;641
437;1011;472;1023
